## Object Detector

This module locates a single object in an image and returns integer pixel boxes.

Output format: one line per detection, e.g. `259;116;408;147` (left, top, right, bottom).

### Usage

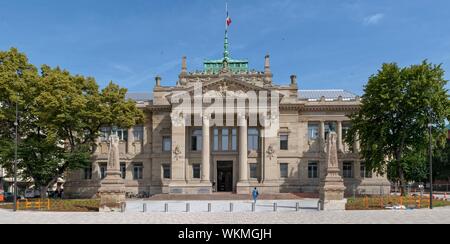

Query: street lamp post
428;123;433;210
13;99;18;212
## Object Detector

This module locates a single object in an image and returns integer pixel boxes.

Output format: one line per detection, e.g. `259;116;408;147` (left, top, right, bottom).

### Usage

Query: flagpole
224;0;229;60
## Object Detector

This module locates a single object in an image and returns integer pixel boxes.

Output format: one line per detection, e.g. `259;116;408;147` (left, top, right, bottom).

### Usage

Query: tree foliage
0;48;144;194
346;61;450;195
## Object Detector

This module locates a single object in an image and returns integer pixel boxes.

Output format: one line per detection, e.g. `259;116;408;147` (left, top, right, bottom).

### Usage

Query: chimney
181;56;187;74
264;55;271;73
290;75;297;86
155;76;162;87
263;54;273;85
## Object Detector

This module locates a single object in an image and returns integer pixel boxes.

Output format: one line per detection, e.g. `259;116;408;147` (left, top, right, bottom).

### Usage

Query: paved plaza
1;199;450;224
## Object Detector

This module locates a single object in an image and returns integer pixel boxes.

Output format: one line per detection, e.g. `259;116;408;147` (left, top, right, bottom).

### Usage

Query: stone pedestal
319;132;347;211
99;171;126;212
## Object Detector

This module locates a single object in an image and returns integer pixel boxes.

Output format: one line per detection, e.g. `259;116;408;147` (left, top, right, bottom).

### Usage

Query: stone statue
326;133;339;168
107;135;120;170
98;134;126;212
319;132;347;211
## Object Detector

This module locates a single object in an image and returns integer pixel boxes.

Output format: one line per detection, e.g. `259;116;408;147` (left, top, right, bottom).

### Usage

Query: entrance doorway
217;161;233;192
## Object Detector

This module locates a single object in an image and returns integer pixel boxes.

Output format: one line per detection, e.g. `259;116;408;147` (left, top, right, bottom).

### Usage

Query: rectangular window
231;128;237;151
308;161;319;179
162;136;172;152
342;123;351;139
192;164;201;179
308;123;319;140
280;134;289;150
116;128;128;141
280;163;289;178
162;165;171;179
84;166;92;180
191;129;203;152
120;163;126;179
343;161;354;178
213;129;219;151
250;163;258;179
325;122;337;140
133;126;144;141
100;127;110;141
360;163;373;179
99;163;107;180
222;128;229;151
133;163;143;180
248;128;259;151
342;122;353;151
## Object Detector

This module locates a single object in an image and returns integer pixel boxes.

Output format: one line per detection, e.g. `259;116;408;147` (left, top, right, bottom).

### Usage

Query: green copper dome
204;29;249;74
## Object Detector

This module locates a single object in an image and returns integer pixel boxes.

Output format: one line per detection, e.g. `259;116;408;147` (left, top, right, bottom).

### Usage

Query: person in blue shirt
252;188;259;204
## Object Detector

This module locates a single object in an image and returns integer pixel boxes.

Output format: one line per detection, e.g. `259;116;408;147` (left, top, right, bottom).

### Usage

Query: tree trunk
398;168;407;197
40;185;47;200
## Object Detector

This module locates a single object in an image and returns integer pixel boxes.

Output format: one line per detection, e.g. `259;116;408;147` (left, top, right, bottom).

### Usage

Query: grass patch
346;196;450;210
0;199;100;212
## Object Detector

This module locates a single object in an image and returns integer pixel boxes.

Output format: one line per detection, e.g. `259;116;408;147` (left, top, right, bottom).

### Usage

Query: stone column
169;111;187;193
127;127;134;154
354;133;361;153
337;121;343;152
237;114;251;194
201;116;211;183
320;121;325;151
238;115;248;182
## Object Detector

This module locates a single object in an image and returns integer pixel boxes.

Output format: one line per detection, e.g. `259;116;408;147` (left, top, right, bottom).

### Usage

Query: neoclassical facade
65;49;390;198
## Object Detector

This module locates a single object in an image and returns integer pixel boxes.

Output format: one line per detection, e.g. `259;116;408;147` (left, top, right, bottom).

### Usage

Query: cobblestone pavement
1;202;449;224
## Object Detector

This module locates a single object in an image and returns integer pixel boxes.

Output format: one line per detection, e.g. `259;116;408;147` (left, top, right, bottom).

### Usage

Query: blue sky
1;0;450;95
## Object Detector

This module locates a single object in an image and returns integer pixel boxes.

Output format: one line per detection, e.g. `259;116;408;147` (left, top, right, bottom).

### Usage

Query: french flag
226;3;232;27
226;16;232;27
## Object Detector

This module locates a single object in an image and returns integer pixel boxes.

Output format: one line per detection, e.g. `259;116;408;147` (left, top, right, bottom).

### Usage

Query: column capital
202;114;211;123
238;114;247;126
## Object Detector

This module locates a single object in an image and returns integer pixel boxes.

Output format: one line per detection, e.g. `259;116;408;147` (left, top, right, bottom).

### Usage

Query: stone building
64;35;390;198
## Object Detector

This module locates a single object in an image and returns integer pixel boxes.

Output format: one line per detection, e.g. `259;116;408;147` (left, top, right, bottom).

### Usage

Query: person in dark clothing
252;188;259;204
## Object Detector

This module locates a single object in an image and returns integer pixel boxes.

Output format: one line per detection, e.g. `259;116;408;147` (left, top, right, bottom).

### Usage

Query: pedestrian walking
252;188;259;204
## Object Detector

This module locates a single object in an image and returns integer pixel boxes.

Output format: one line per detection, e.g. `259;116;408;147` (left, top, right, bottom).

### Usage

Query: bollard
317;200;322;211
230;203;234;213
208;203;212;212
165;203;169;213
143;203;147;213
252;202;256;212
296;202;300;212
186;203;190;213
120;202;126;213
273;203;277;212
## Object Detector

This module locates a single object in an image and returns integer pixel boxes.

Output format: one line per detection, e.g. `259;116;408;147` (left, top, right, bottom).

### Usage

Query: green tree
0;48;144;197
433;137;450;182
346;61;450;195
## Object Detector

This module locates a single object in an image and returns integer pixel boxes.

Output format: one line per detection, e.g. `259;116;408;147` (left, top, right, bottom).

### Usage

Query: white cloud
112;64;133;74
363;13;385;25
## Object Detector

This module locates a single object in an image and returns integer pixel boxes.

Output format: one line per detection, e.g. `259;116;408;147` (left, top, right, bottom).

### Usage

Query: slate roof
125;93;153;102
298;90;358;101
125;89;359;102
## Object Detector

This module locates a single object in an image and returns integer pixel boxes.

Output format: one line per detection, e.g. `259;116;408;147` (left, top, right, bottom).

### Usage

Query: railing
17;199;51;211
346;195;436;210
